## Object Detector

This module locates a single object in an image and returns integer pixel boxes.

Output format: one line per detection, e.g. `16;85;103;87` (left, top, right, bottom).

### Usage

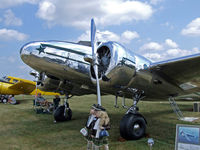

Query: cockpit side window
13;79;19;83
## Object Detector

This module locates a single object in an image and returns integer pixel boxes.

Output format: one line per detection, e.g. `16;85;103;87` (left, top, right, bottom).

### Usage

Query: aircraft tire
120;113;146;140
119;114;130;138
54;105;72;122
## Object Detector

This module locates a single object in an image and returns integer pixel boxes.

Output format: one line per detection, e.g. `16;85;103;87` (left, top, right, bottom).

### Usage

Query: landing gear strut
120;89;147;140
54;93;72;122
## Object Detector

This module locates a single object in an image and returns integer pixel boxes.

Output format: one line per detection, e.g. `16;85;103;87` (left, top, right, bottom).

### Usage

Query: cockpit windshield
2;76;11;82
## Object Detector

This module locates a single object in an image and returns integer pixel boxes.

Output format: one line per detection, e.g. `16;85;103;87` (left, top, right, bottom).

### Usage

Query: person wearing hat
82;104;105;150
35;93;52;113
84;106;97;150
92;104;106;111
91;105;110;150
35;93;46;105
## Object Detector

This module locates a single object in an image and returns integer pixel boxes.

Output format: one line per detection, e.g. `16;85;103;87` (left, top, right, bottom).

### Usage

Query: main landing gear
119;88;147;140
54;94;72;122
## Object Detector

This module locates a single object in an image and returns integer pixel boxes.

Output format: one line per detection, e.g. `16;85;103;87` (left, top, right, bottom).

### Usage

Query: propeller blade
91;18;96;57
94;65;101;105
90;18;101;106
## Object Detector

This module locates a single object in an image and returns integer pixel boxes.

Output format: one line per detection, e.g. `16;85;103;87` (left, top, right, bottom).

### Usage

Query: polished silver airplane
20;19;200;140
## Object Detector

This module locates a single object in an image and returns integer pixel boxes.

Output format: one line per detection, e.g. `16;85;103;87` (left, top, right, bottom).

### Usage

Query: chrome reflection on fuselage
21;41;91;80
21;40;181;98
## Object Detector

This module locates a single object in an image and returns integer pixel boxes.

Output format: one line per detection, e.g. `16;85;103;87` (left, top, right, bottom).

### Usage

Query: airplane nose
20;42;34;55
20;42;41;63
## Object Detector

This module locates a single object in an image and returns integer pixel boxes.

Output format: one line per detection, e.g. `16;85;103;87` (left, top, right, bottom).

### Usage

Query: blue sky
0;0;199;80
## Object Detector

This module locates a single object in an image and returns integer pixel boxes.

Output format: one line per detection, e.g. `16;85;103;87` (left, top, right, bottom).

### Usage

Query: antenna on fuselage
91;19;102;106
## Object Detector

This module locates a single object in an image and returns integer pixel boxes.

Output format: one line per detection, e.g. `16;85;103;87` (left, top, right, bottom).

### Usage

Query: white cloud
140;42;163;51
121;30;139;44
143;53;162;60
141;39;178;52
4;9;23;26
166;48;200;57
0;0;38;8
181;18;200;36
165;39;178;48
166;49;181;56
77;30;90;42
36;0;153;29
97;31;120;42
37;1;56;21
78;30;139;44
0;28;28;41
78;30;119;42
192;47;200;53
143;48;200;62
139;39;200;62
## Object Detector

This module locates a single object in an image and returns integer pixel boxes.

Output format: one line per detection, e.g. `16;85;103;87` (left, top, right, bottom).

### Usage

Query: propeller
30;71;39;98
90;18;102;106
30;71;45;97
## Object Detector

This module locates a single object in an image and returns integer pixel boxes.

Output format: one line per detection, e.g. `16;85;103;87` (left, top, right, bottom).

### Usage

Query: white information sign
175;124;200;150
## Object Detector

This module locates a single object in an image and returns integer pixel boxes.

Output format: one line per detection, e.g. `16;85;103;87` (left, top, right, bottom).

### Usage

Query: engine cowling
38;77;60;92
90;41;136;89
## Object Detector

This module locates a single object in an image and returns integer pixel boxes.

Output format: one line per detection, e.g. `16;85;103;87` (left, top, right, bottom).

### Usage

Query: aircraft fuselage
20;40;183;99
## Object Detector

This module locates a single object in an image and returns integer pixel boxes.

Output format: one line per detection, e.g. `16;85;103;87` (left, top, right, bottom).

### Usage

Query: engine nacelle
38;76;75;94
38;77;60;92
90;41;136;89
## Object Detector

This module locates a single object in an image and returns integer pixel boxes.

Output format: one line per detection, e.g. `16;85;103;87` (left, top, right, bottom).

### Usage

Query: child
92;110;110;150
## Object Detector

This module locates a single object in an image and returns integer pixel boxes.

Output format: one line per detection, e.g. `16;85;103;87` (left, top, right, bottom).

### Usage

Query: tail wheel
120;114;146;140
54;105;72;122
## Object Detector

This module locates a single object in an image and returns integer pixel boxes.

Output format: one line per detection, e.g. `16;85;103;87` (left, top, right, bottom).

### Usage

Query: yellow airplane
0;76;59;96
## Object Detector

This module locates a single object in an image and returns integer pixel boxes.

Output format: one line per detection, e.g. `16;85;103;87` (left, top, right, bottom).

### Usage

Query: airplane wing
9;81;36;94
150;53;200;92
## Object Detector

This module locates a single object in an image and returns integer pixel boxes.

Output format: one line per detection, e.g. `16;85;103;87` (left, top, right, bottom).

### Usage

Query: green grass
0;95;200;150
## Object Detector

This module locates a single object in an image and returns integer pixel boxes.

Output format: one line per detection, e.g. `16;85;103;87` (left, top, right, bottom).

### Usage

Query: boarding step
168;97;184;120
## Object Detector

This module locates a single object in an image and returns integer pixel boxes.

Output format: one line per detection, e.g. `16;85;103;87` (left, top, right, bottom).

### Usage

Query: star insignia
36;45;46;54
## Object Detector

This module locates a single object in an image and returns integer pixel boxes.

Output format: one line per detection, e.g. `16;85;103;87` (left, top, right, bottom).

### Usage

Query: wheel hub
133;124;140;131
133;123;142;135
134;124;140;130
